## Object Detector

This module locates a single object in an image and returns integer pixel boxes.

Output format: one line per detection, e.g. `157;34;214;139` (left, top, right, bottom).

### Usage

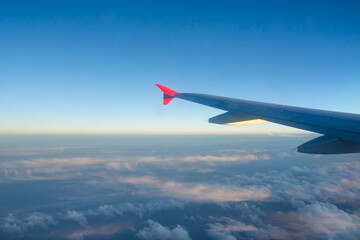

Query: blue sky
1;1;360;134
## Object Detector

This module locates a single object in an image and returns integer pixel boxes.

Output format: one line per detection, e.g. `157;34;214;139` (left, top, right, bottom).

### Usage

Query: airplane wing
156;84;360;154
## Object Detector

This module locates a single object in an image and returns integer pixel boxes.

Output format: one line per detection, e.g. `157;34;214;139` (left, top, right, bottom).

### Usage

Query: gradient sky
1;0;360;134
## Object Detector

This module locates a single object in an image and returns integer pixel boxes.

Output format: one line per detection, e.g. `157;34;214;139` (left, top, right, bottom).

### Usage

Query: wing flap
209;112;267;125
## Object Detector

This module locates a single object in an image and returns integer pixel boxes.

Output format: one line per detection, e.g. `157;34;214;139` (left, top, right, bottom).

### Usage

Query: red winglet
156;84;178;105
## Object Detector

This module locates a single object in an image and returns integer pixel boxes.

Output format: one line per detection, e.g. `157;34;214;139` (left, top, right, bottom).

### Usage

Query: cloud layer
1;135;360;239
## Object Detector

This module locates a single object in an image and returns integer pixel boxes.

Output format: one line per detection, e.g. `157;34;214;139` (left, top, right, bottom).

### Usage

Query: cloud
73;222;132;238
2;212;57;235
142;199;185;212
136;220;191;240
1;215;22;234
182;154;270;163
210;221;257;232
265;202;360;240
297;202;360;240
118;176;160;185
85;204;125;218
207;217;256;240
206;162;360;239
159;181;270;202
1;200;185;238
0;148;272;184
131;153;271;165
84;200;184;219
106;161;134;170
207;225;237;240
85;203;135;218
63;210;88;227
21;157;103;168
207;217;287;240
222;161;360;208
117;176;271;202
0;157;108;182
68;232;84;240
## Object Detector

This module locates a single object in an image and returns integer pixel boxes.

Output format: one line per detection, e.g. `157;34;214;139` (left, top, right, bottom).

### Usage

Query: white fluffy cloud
63;210;88;227
2;212;56;234
136;220;191;240
297;202;360;240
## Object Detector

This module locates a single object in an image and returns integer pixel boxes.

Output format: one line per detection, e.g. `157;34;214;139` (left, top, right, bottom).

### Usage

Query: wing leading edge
156;84;360;154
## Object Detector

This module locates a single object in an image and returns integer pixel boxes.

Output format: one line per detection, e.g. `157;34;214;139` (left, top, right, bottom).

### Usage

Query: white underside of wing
225;119;268;125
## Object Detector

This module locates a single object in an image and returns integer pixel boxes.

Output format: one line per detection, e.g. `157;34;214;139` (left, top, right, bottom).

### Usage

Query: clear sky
1;0;359;134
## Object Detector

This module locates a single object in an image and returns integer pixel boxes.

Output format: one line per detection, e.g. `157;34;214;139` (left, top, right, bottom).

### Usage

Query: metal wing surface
156;84;360;154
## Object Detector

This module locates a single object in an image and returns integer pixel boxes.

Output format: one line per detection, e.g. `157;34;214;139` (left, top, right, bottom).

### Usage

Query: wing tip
156;84;178;105
155;84;178;94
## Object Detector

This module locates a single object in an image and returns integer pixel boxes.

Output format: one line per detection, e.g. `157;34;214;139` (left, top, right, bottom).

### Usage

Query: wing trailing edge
209;112;267;125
